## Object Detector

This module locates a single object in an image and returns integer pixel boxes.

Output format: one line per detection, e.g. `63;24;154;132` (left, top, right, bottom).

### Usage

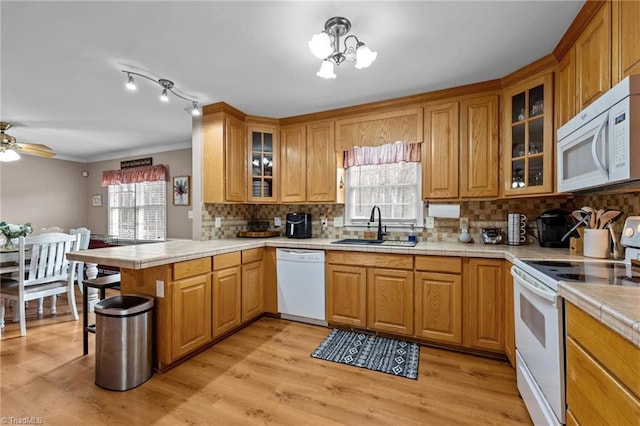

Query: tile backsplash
202;191;638;243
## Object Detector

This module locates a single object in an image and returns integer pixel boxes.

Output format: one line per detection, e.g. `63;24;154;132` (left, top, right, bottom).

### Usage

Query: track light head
121;70;200;111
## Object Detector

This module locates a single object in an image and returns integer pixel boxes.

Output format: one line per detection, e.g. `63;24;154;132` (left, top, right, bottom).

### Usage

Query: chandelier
308;17;377;79
121;70;201;116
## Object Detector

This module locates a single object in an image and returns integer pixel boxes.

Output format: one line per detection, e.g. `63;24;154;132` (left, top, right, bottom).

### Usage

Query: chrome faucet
369;205;386;241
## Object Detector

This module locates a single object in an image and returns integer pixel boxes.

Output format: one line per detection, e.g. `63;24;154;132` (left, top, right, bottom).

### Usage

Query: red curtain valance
102;164;168;186
343;142;421;168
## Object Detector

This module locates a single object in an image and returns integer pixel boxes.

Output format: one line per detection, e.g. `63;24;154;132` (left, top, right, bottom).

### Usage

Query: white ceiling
1;0;584;163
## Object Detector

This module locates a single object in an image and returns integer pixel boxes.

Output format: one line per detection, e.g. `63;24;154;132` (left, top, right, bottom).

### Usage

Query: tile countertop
66;237;638;346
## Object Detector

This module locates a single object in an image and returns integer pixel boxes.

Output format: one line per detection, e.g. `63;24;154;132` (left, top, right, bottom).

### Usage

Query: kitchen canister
583;229;610;258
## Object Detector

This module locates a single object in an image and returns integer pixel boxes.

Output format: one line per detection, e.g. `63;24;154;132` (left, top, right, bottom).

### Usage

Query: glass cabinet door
504;74;553;196
248;126;277;202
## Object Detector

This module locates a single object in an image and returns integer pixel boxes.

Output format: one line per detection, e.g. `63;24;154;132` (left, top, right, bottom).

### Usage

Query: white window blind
108;181;166;241
345;162;423;228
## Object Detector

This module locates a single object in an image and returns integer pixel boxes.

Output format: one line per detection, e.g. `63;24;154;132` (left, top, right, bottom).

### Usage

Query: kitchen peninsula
67;238;640;374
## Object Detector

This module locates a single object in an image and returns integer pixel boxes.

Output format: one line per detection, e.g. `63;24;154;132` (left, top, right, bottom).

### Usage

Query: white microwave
557;75;640;193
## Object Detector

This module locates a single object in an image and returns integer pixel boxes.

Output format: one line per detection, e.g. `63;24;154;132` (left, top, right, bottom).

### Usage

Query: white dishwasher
276;248;326;326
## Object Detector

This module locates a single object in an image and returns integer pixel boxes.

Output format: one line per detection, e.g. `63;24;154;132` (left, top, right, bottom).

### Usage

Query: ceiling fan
0;122;55;161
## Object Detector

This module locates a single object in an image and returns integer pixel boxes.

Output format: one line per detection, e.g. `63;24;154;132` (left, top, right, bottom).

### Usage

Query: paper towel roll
428;203;461;218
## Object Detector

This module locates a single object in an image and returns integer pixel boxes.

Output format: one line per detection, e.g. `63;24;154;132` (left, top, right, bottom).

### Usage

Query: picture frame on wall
92;194;102;207
173;176;190;206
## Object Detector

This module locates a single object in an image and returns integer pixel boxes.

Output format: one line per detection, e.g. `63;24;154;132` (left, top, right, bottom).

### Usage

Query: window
108;181;166;241
345;161;423;228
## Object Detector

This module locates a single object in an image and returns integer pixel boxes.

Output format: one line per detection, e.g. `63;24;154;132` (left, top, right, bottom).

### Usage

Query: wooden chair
69;227;91;293
0;233;80;336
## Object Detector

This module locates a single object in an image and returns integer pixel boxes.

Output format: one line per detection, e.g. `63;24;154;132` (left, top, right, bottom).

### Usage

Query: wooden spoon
598;210;623;229
595;208;605;229
581;206;595;228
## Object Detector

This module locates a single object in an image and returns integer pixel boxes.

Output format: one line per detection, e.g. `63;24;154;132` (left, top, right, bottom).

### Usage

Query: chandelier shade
122;70;201;116
309;16;377;79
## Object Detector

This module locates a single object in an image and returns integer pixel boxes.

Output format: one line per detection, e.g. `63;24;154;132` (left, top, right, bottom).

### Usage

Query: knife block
569;228;584;255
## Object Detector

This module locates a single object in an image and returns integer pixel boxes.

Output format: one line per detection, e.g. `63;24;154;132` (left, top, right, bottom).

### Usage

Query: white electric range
511;216;640;425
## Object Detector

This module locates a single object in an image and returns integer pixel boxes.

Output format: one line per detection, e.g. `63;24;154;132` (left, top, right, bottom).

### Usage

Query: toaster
481;228;503;244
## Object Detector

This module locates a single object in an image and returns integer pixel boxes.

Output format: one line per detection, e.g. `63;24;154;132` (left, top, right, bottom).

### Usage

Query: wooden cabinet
367;268;413;336
422;102;459;199
565;302;640;424
325;263;367;327
212;252;242;337
414;256;462;344
306;121;336;202
241;248;264;323
171;273;212;359
459;95;499;198
612;0;640;84
502;73;554;196
423;95;498;199
575;1;611;111
504;261;515;367
263;247;278;314
463;258;504;352
280;121;337;203
326;251;413;331
247;124;277;203
556;47;576;128
280;124;306;203
336;108;423;151
202;103;246;203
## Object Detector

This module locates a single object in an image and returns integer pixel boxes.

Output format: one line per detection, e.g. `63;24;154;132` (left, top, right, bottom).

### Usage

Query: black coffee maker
536;209;571;248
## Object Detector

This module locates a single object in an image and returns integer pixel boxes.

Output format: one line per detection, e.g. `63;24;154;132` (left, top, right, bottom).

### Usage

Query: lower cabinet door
414;271;462;344
367;268;414;336
325;264;367;327
172;274;212;359
213;266;242;337
241;260;264;323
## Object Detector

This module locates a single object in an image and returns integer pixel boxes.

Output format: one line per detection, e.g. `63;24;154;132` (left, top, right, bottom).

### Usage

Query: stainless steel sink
332;239;417;247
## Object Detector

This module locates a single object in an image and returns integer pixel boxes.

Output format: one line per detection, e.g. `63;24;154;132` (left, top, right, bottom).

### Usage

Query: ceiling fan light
0;148;20;162
316;60;336;79
160;88;169;102
309;32;333;59
126;73;137;91
355;44;377;69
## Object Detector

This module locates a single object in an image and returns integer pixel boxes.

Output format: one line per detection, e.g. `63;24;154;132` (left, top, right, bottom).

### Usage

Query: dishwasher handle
276;249;325;263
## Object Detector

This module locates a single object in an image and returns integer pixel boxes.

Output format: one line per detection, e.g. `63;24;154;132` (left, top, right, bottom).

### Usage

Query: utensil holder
583;229;609;258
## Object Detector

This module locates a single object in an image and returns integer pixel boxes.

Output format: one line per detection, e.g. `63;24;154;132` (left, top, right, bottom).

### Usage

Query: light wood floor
1;292;532;425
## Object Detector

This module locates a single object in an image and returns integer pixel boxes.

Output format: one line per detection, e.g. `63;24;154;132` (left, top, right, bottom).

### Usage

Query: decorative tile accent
201;191;639;243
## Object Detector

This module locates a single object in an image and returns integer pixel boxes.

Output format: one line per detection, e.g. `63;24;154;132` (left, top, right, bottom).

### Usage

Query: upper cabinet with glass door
502;73;554;196
247;125;278;203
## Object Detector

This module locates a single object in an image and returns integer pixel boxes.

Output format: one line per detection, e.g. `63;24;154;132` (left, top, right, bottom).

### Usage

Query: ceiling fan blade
18;142;53;151
17;146;56;158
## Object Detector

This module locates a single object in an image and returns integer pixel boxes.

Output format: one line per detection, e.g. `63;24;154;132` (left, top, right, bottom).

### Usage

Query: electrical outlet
187;210;193;219
321;217;328;228
215;217;222;228
274;217;281;227
334;216;344;227
425;216;435;229
460;217;469;231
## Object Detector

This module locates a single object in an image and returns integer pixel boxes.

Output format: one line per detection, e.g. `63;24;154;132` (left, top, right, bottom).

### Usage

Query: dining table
0;247;20;275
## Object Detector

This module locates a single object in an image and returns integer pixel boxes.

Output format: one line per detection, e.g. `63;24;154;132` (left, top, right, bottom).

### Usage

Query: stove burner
556;273;599;281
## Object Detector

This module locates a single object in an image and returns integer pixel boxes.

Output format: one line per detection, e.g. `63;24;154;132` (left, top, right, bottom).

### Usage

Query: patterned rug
311;329;420;380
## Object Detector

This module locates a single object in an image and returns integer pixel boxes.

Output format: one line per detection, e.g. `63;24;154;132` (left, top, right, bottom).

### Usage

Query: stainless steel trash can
94;294;154;391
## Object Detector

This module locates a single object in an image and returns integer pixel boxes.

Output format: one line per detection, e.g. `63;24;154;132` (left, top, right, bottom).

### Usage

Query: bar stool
83;273;121;355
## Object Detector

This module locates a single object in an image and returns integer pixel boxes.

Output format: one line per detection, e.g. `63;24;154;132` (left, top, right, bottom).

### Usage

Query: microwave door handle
591;114;609;179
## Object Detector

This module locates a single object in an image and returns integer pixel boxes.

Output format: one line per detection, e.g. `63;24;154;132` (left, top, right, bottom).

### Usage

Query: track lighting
309;16;377;79
122;70;201;116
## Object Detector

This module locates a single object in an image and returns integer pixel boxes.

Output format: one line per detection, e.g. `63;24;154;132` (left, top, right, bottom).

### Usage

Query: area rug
311;329;420;380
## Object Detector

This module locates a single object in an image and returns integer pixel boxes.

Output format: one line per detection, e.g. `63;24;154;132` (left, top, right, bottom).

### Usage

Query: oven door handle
512;268;558;305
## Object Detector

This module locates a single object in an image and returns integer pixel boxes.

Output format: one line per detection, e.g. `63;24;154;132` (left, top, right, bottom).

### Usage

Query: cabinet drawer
566;303;640;398
214;251;241;270
566;337;640;424
326;251;413;269
242;248;263;264
415;256;461;273
173;257;212;281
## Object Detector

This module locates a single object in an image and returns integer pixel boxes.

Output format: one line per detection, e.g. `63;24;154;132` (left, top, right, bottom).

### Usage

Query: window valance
343;142;421;168
102;164;168;186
